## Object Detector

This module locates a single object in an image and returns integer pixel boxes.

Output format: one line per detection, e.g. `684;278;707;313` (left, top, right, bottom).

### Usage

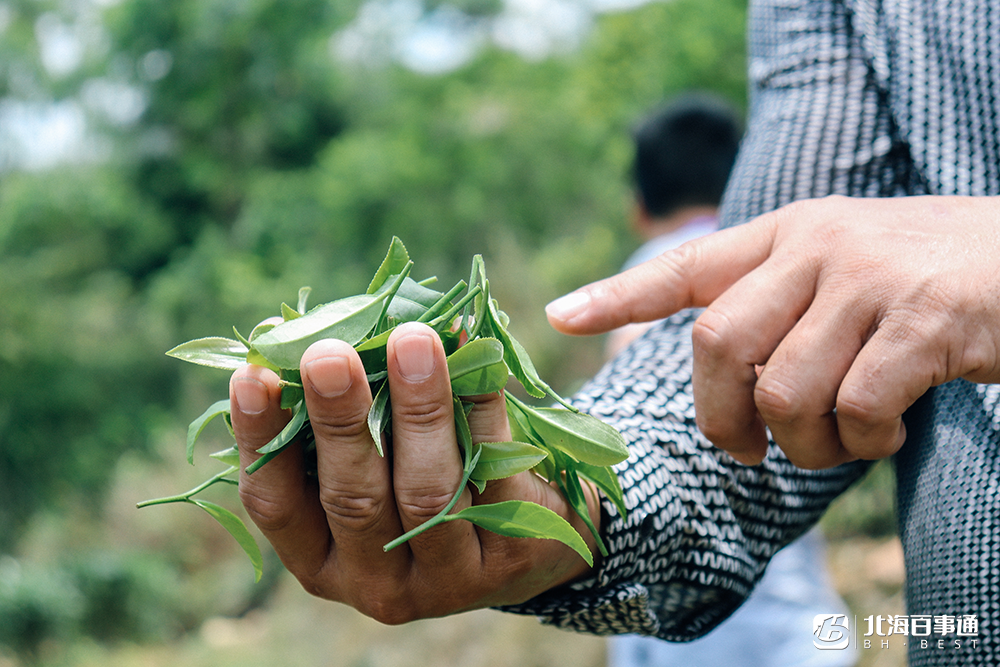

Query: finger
752;287;869;469
463;390;511;444
231;365;331;578
462;391;599;593
835;310;940;460
689;251;819;464
458;391;586;601
386;322;471;560
300;339;408;589
545;218;778;335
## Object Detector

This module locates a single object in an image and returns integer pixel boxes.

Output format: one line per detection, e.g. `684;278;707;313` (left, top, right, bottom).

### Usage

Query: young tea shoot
140;237;629;581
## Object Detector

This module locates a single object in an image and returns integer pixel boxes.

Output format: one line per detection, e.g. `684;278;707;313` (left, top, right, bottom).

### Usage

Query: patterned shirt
502;1;1000;666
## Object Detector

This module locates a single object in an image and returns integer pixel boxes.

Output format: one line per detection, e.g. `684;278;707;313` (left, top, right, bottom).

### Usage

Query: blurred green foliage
0;552;188;657
821;459;898;540
0;0;753;657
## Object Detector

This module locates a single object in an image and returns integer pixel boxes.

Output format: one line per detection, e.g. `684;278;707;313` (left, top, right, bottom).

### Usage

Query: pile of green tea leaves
139;238;629;581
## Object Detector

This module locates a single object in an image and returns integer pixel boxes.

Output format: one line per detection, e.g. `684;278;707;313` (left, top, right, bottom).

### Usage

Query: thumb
545;220;776;335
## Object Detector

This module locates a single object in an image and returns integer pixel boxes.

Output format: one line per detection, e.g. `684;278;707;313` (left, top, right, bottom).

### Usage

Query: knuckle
835;393;900;460
695;410;768;463
654;241;698;281
292;560;338;601
754;375;803;423
777;197;852;247
239;484;293;534
695;412;732;447
396;489;455;522
691;309;739;360
784;194;843;218
464;392;512;441
846;439;899;461
364;601;416;626
352;585;417;625
298;578;337;602
318;487;386;530
309;408;371;441
835;387;883;429
768;198;817;234
393;399;452;433
781;445;844;471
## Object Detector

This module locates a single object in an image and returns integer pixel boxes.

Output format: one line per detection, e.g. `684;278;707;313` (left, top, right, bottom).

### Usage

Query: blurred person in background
606;93;854;667
606;93;741;358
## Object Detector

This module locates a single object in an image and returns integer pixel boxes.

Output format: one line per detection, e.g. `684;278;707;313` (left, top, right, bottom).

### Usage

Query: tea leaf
375;275;445;322
533;450;557;482
373;264;414;336
507;396;628;467
186;399;231;465
447;338;508;395
233;327;252;349
480;293;546;399
556;459;607;557
507;401;557;482
167;337;248;370
467;265;572;408
451;362;508;396
506;399;539;444
279;381;304;410
444;500;593;567
497;325;574;409
246;347;280;373
427;285;482;334
574;460;628;519
447;337;503;374
251;294;388;369
471;441;547;481
253;400;308;457
209;445;241;467
297;286;312;314
461;257;484;338
367;236;411;294
497;327;547;399
367;382;390;456
453;395;474;468
355;329;391;374
190;499;263;582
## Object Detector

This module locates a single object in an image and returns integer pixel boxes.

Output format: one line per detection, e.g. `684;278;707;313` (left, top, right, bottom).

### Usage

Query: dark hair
631;93;743;218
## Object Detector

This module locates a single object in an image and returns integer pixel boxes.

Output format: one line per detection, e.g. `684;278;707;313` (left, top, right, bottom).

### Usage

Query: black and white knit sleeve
497;310;870;641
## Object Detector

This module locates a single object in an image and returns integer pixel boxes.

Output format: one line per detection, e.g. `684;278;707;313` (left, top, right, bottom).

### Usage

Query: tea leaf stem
382;447;481;552
136;466;239;508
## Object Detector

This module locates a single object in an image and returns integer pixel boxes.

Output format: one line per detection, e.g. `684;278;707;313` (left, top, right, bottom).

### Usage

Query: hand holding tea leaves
140;238;628;616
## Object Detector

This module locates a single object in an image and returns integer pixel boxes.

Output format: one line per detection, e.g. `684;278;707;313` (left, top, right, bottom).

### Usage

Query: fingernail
545;290;591;322
305;353;353;397
232;376;269;415
394;331;436;381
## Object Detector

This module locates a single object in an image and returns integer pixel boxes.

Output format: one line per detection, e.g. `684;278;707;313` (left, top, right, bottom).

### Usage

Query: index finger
544;217;777;335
